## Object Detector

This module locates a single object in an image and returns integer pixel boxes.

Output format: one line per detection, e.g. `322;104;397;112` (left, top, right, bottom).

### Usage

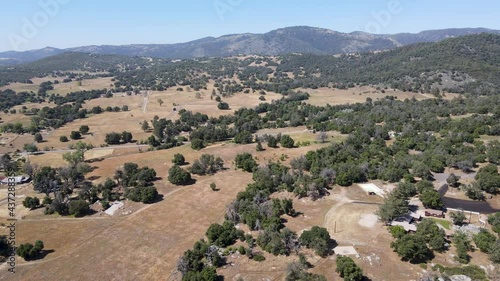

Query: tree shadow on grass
37;249;55;260
326;238;339;256
85;157;105;163
290;211;304;218
180;178;197;186
147;194;164;204
87;176;101;181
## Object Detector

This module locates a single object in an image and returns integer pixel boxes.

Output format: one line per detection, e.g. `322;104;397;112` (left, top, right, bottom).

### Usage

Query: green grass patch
443;265;488;281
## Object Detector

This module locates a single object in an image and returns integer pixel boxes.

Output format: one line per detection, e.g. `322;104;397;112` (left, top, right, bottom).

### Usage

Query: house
0;175;31;185
425;209;444;218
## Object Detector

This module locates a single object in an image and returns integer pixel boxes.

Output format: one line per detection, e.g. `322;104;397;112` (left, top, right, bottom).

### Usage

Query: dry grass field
146;87;282;118
304;86;460;106
0;76;114;95
0;140;331;281
49;77;114;96
0;86;284;153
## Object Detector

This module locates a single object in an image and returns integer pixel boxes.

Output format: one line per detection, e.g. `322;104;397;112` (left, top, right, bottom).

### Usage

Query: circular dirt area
358;214;378;228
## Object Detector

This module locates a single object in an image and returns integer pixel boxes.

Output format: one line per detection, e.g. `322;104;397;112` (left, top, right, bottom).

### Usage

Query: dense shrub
235;153;257;172
168;165;192;185
299;226;332;257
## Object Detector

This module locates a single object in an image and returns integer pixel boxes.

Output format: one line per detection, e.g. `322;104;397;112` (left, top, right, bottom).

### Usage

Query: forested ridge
2;34;499;94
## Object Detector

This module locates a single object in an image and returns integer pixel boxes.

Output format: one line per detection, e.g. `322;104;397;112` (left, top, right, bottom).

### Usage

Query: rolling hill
2;33;499;94
1;26;499;66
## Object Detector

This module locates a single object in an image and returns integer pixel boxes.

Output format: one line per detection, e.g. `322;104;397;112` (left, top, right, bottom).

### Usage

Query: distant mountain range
1;26;500;66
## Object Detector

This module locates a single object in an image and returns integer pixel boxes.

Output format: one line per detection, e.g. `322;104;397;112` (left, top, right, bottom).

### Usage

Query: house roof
394;214;413;223
410;212;421;219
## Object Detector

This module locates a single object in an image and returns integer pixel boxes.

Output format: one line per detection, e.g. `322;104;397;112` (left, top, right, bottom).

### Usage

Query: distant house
425;209;444;218
0;175;31;185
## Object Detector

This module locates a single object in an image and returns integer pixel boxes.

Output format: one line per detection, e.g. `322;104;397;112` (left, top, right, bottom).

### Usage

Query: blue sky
1;0;499;51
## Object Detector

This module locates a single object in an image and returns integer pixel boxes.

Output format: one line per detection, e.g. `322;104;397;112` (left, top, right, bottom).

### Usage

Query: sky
0;0;499;52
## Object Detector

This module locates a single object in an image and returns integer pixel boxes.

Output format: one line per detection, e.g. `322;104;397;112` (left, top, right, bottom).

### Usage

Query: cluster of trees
114;163;158;203
116;162;157;187
23;196;40;210
471;222;500;264
474;164;500;194
16;240;44;261
2;103;88;133
205;221;243;247
177;240;220;280
189;154;224;175
286;258;326;281
377;180;444;223
299;226;333;257
144;115;187;150
168;154;224;185
1;102;126;135
453;231;473;264
0;89;40;111
235;153;257;172
28;146;94;216
257;227;298;256
335;256;364;281
179;160;334;279
27;150;160;216
105;131;133;145
488;213;500;234
1;52;153;86
168;165;192;185
124;185;158;204
48;89;107;105
390;219;446;263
